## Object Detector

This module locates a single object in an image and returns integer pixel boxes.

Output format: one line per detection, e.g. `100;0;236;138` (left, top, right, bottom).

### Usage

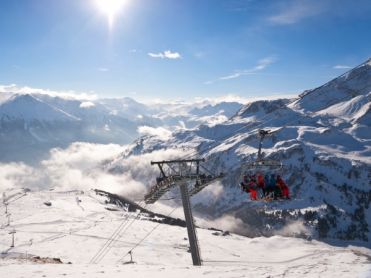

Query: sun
94;0;128;28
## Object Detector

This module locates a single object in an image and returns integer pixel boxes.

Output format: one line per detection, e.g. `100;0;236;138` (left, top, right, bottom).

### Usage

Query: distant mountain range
0;92;243;163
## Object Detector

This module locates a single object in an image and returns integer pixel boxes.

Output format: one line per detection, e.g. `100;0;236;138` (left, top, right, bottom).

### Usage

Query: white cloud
98;67;109;72
79;101;95;108
274;220;311;237
200;94;255;104
220;72;249;80
44;143;125;172
333;65;352;69
137;126;172;140
255;57;275;70
0;162;44;192
193;181;225;203
39;143;144;197
144;93;297;107
0;84;98;101
196;114;229;126
217;56;276;81
268;0;326;25
148;50;181;59
0;142;192;201
197;214;251;235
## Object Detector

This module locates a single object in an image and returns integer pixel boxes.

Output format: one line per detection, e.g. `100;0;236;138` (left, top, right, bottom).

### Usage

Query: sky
0;0;370;101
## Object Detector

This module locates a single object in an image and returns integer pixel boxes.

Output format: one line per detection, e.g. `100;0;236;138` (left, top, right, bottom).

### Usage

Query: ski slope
0;189;370;277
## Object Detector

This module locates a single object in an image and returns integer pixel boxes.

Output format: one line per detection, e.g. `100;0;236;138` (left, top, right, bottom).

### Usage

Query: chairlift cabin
240;129;290;201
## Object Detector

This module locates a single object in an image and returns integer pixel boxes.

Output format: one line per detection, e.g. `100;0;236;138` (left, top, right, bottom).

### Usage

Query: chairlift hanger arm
258;129;270;138
257;130;268;160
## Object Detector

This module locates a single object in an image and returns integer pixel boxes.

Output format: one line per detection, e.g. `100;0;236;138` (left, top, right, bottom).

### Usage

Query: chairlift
240;129;290;201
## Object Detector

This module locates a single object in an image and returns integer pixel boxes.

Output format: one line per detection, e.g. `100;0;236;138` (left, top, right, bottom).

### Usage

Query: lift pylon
144;159;223;266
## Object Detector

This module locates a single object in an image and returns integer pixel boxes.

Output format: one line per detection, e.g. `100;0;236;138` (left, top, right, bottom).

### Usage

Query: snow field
0;190;370;277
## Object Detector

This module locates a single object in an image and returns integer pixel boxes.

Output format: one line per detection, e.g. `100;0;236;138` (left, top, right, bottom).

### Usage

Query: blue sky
0;0;370;101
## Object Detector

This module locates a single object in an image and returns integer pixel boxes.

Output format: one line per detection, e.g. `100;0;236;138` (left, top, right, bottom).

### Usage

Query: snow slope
0;189;369;278
289;58;371;113
0;94;80;122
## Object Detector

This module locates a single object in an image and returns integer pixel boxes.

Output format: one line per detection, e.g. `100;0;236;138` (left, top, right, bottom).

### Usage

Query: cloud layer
0;142;190;202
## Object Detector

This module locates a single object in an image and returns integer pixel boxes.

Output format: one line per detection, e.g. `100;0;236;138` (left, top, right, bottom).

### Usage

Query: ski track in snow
0;190;370;278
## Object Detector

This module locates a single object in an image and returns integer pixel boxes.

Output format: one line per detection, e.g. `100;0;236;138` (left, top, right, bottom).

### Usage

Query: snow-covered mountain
107;58;371;244
0;92;243;163
0;62;370;278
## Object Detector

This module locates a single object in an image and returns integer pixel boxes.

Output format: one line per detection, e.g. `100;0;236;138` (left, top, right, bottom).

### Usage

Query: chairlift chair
239;129;290;201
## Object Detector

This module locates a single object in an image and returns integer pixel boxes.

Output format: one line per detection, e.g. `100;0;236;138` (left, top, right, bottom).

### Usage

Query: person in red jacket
247;174;258;200
276;175;290;199
248;180;257;200
240;174;258;200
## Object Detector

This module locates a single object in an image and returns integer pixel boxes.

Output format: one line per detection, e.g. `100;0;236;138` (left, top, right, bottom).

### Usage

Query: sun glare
94;0;127;28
